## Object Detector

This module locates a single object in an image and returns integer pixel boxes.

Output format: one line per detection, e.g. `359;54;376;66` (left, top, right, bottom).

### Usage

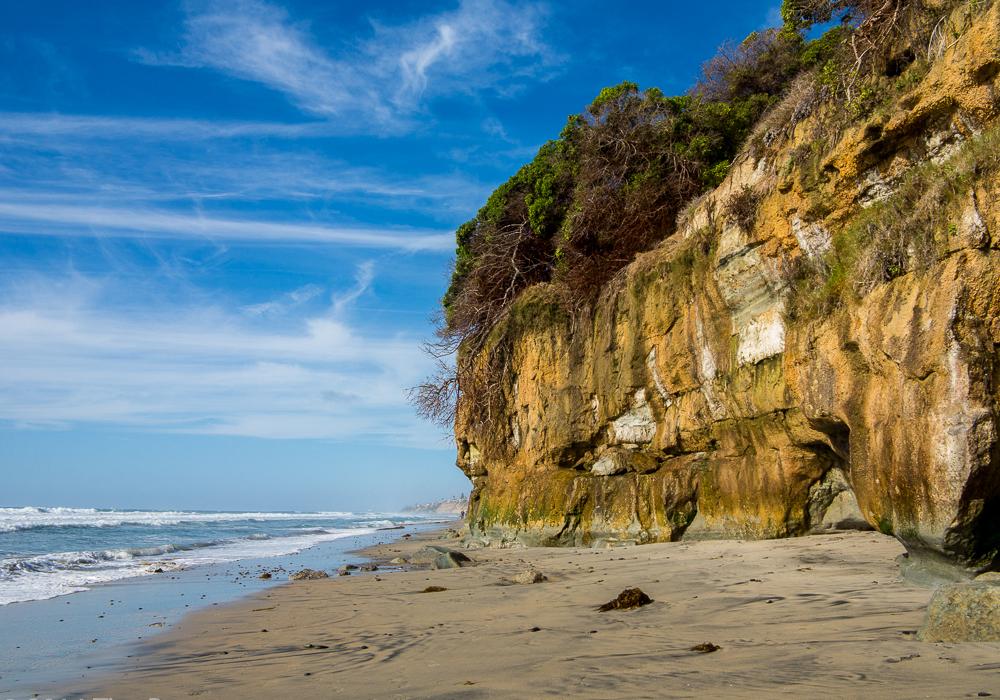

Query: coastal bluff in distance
450;2;1000;573
403;498;466;516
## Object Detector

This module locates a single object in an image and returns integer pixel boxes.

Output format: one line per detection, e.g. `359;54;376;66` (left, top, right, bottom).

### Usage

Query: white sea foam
0;527;373;605
0;506;442;605
0;507;361;533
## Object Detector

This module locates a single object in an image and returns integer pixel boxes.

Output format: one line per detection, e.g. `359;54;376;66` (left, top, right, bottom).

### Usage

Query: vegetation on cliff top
414;0;972;436
789;121;1000;319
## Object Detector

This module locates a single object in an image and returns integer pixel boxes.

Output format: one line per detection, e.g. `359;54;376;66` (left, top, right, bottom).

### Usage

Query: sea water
0;506;432;605
0;506;446;697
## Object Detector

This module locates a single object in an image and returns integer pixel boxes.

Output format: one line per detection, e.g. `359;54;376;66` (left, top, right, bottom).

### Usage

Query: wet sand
73;530;999;699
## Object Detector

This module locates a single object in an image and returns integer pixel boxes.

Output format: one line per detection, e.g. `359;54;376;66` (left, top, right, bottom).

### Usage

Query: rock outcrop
919;579;1000;641
410;545;475;570
289;569;329;581
455;3;1000;571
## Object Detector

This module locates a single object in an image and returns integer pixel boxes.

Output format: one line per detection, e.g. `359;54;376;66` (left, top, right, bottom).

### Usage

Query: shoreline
64;530;999;699
2;521;452;699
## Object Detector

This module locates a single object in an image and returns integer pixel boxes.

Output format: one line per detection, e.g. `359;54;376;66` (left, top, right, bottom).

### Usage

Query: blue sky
0;0;779;511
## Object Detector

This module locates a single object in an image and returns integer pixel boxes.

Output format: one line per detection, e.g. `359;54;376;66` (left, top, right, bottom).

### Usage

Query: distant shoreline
401;498;467;516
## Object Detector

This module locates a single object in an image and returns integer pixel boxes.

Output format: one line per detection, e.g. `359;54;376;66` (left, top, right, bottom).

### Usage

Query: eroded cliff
454;3;1000;570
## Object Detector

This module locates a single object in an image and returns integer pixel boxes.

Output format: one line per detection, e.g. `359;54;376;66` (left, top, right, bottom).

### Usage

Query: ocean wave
0;507;358;533
0;527;374;606
0;535;274;577
358;519;397;528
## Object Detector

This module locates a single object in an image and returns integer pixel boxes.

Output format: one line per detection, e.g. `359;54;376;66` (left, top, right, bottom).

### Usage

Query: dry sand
74;530;999;699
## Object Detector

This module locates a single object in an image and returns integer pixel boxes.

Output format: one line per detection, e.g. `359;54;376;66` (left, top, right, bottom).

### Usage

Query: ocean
0;506;434;606
0;505;447;697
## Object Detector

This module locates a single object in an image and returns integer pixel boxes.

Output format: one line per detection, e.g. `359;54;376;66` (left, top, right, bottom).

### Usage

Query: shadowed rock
410;545;475;570
434;551;472;569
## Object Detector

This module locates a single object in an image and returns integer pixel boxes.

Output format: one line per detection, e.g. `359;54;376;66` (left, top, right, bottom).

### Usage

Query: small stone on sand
598;588;652;611
513;569;547;584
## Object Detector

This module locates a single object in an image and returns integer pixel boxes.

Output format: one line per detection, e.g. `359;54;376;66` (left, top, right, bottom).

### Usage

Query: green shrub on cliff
442;138;575;320
444;28;809;326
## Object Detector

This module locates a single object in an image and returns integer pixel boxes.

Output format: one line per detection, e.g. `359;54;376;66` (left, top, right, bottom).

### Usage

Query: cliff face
456;4;1000;570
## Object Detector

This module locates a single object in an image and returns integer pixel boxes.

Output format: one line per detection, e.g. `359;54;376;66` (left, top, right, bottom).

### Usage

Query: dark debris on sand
597;587;652;611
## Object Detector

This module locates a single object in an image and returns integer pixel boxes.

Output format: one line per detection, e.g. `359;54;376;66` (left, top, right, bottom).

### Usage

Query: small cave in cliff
802;422;871;533
807;467;872;533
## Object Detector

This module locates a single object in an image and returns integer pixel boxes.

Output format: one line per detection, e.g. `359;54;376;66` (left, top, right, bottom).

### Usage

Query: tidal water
0;506;446;697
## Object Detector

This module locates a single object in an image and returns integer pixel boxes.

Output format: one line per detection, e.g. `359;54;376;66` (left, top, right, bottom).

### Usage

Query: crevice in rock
668;490;699;542
806;465;872;533
972;60;1000;85
946;424;1000;571
859;100;957;179
884;48;915;78
805;416;851;462
550;441;596;470
802;422;870;534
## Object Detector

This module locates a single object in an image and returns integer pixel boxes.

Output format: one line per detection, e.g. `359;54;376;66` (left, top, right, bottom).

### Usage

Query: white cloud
138;0;557;129
0;112;325;140
0;122;494;218
0;201;452;251
399;24;458;99
481;116;511;141
0;273;442;444
332;261;374;315
385;0;554;107
139;0;391;124
242;283;323;317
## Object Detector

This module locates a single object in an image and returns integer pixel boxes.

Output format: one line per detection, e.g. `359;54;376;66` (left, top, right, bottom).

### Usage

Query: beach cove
68;529;999;699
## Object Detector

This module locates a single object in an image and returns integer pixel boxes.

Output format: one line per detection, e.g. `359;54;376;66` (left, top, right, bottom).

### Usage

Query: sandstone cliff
455;3;1000;571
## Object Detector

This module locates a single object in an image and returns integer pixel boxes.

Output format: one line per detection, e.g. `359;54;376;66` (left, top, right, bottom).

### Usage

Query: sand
73;530;999;699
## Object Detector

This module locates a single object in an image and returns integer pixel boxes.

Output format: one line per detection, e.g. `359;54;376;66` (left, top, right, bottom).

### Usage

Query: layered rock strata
456;4;1000;570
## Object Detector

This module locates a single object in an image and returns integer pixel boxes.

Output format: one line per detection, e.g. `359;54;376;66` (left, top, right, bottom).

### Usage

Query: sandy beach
70;529;998;699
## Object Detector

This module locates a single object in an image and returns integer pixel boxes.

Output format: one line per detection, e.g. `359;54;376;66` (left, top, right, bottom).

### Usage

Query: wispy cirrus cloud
0;121;494;219
0;201;451;251
0;112;328;140
242;283;324;318
388;0;552;103
136;0;558;130
0;268;441;444
332;261;375;315
137;0;387;123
